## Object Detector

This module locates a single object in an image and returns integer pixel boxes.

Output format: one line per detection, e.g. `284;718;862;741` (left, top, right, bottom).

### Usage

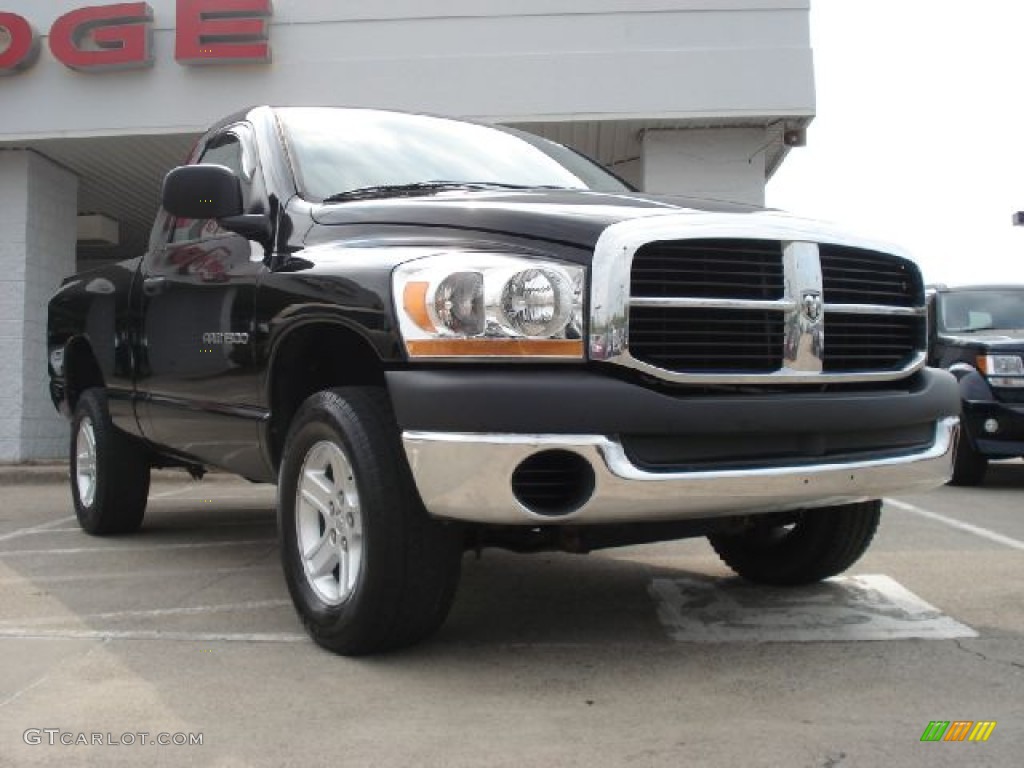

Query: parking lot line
0;538;275;558
0;516;76;544
0;599;293;627
150;485;203;499
0;563;279;586
885;498;1024;551
0;628;307;643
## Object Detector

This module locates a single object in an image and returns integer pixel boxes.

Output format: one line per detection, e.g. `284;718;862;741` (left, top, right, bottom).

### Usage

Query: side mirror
162;164;244;219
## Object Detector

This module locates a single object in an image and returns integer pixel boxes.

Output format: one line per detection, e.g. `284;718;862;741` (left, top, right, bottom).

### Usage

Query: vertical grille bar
781;243;823;373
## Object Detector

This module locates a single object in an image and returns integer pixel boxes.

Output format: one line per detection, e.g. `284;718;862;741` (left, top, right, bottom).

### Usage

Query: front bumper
963;400;1024;458
402;418;958;525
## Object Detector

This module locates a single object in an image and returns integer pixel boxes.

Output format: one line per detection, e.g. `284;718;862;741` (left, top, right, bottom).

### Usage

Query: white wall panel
0;0;813;140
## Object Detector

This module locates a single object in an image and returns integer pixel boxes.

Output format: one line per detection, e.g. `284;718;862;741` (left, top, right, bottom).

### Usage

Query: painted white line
0;516;77;544
150;486;198;499
11;520;276;538
22;521;275;535
14;527;83;534
0;628;306;643
649;574;977;642
0;599;293;627
0;564;279;586
885;498;1024;552
0;538;275;558
0;641;109;710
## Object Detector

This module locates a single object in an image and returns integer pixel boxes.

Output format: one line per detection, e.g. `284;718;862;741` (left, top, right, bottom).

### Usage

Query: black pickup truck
48;106;960;654
928;284;1024;485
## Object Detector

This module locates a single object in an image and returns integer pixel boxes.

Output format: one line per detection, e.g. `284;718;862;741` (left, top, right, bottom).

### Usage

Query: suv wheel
70;388;150;535
949;427;987;486
708;500;881;586
278;387;463;655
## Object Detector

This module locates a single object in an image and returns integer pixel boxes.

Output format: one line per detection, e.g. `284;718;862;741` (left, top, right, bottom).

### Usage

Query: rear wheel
708;501;881;586
278;387;463;655
949;426;987;486
70;388;150;535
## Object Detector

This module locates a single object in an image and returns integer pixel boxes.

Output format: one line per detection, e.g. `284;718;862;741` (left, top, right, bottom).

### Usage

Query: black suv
929;285;1024;484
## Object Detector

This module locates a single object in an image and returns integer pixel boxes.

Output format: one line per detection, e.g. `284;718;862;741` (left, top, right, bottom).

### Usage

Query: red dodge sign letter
49;3;155;72
176;0;272;65
0;12;40;74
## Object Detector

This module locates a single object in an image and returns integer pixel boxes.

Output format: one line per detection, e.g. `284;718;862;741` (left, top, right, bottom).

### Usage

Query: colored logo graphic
920;721;996;742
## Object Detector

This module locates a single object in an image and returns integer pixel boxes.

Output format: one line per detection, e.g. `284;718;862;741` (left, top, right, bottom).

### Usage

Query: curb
0;464;69;486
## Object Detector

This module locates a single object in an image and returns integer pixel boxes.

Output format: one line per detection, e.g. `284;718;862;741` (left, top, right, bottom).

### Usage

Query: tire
708;500;881;586
949;426;988;486
277;387;463;656
70;388;150;535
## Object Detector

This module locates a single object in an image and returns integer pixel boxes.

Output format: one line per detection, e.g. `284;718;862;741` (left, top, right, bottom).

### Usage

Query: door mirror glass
161;164;244;220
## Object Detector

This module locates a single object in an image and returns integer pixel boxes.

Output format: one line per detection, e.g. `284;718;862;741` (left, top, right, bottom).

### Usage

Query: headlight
977;354;1024;388
394;253;585;359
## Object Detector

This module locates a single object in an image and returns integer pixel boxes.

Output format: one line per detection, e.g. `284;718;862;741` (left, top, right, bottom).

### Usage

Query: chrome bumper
402;418;958;525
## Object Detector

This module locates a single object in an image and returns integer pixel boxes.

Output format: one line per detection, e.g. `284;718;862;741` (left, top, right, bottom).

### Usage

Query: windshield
276;108;631;202
937;289;1024;332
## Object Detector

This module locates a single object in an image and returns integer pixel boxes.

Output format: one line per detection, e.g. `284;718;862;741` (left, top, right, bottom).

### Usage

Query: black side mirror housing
162;164;245;219
220;214;273;242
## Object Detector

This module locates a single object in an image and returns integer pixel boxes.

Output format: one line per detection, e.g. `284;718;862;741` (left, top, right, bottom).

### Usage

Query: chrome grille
629;308;783;373
824;314;925;372
630;239;784;300
820;245;922;307
600;234;927;384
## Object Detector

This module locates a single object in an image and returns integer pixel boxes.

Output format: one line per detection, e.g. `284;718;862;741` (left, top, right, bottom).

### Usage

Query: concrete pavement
0;466;1021;767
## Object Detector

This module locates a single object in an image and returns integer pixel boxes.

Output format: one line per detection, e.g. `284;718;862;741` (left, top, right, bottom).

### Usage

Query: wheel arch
946;362;993;401
264;320;388;473
62;336;105;412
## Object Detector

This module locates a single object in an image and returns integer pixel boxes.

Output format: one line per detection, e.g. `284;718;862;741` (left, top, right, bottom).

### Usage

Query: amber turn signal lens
405;339;584;358
403;281;435;333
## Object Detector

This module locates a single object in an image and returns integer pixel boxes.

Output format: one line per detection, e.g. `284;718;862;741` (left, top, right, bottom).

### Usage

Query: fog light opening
511;450;596;517
983;418;1000;434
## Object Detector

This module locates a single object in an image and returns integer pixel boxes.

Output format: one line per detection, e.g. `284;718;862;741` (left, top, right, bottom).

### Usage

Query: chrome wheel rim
75;418;98;508
295;440;364;606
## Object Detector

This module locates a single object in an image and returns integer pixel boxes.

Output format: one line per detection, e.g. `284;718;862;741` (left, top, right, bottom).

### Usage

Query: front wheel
278;387;463;655
708;500;881;586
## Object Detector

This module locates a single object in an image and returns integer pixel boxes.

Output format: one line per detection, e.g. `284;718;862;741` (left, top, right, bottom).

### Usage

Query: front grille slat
824;313;924;372
820;244;923;308
622;238;925;379
629;307;783;373
629;238;784;302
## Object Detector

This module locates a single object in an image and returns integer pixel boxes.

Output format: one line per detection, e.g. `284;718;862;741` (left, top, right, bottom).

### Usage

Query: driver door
135;125;270;477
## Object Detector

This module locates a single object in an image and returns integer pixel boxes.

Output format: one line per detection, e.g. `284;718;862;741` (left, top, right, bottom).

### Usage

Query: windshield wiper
321;181;567;203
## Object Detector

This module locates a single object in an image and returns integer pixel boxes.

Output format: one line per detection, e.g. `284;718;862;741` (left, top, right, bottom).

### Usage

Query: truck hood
305;188;908;259
937;331;1024;352
309;189;763;248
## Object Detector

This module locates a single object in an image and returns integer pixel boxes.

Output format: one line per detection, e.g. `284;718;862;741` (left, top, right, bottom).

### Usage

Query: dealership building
0;0;815;462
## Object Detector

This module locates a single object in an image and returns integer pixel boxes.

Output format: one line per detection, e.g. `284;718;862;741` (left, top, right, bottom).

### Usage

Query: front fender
947;363;995;403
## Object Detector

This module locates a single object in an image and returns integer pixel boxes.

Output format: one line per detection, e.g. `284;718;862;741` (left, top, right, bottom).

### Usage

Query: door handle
143;276;167;296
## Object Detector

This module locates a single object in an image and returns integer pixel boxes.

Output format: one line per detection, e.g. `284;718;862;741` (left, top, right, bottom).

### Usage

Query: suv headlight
977;354;1024;387
394;253;585;359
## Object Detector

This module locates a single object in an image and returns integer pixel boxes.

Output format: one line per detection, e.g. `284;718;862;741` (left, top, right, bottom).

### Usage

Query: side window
168;133;251;244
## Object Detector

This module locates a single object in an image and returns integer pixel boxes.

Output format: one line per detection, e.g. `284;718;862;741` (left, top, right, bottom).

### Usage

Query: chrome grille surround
590;212;927;384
